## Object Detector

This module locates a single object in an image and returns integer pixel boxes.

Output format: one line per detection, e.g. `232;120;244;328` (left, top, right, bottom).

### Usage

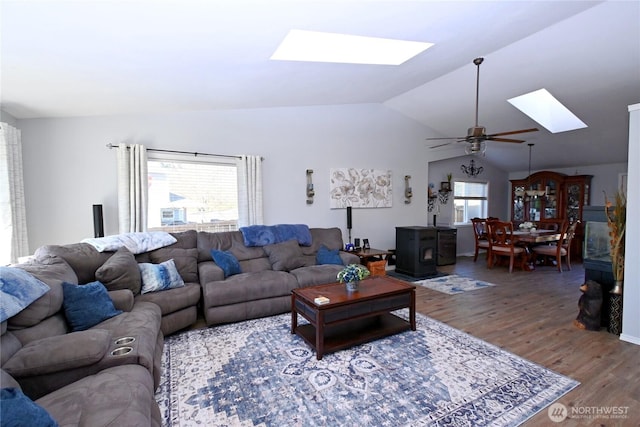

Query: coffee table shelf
294;313;411;356
291;276;416;360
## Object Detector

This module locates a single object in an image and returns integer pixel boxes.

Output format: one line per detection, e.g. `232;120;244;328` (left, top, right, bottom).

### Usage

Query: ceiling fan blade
425;136;464;141
429;141;455;149
489;137;525;143
488;128;539;137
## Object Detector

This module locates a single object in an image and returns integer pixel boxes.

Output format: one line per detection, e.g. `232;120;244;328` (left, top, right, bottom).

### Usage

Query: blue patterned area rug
414;274;496;295
156;312;578;426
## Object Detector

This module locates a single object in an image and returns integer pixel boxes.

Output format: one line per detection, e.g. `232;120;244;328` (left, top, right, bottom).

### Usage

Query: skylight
507;88;587;133
270;29;433;65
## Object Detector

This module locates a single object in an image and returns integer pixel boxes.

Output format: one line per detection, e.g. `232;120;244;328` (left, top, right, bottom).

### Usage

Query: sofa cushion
316;245;344;265
169;229;198;248
0;266;50;323
1;368;21;389
138;259;185;294
290;264;346;287
210;250;241;278
95;247;142;294
34;243;111;285
302;227;345;256
197;230;266;263
36;365;159;427
150;247;198;283
263;239;309;272
62;282;122;332
0;388;58;427
108;289;135;312
9;257;74;329
135;282;201;317
202;270;298;307
3;329;111;377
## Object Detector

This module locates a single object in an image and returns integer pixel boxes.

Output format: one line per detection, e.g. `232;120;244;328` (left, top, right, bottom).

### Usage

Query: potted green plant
337;264;370;292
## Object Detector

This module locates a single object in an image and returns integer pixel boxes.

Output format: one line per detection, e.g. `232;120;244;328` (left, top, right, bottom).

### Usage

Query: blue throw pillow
0;388;58;427
316;245;343;265
62;281;122;332
0;266;50;322
210;250;242;278
138;259;185;294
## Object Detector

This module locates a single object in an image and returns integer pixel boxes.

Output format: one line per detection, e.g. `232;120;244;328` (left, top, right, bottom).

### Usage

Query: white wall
0;110;18;126
622;104;640;345
17;104;437;252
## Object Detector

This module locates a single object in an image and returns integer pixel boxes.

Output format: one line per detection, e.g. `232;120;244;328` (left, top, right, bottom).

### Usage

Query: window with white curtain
147;153;238;233
453;181;488;225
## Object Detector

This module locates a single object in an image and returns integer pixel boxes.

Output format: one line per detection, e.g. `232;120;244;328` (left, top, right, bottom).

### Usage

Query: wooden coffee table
291;276;416;360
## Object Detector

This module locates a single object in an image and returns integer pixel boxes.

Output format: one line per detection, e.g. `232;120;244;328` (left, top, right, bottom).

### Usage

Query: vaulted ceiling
1;1;638;172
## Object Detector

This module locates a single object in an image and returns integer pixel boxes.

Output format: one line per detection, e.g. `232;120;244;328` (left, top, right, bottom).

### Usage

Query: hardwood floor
425;256;639;427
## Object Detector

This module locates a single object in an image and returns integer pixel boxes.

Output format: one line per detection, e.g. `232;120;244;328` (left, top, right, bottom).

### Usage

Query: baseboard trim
620;333;640;346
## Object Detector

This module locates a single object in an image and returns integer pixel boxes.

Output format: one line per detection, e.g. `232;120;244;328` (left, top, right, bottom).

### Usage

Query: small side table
352;248;393;276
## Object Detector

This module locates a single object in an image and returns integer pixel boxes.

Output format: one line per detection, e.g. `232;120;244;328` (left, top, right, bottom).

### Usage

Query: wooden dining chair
532;220;579;272
486;220;527;273
471;217;490;262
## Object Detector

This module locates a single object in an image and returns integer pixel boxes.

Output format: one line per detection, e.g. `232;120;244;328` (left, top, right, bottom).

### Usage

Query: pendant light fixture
460;159;484;178
524;143;546;198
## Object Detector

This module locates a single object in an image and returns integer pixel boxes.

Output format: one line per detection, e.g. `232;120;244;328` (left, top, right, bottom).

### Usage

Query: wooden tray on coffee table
291;276;416;360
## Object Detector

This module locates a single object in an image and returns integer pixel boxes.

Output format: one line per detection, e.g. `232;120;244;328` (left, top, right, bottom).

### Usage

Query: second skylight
508;88;587;133
270;29;433;65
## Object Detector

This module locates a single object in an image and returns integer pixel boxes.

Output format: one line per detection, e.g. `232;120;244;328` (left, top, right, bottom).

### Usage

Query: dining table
512;229;562;244
512;229;562;270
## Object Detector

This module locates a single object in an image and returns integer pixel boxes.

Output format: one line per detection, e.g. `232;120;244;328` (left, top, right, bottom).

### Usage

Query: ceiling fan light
465;141;486;156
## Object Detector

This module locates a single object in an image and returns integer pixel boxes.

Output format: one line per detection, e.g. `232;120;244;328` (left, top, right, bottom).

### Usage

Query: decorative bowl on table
519;221;534;231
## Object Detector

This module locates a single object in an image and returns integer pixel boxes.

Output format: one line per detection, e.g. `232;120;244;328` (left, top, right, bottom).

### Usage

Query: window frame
146;151;239;233
452;180;489;225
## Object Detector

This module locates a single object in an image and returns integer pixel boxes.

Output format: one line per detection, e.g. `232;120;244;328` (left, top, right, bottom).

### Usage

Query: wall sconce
404;175;413;204
306;169;314;204
438;181;452;204
427;182;437;212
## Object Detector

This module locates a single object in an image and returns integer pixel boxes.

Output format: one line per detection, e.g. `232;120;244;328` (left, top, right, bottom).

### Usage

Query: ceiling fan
426;57;538;155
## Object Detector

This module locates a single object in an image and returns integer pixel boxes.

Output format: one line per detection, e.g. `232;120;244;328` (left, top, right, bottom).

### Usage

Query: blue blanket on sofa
240;224;312;247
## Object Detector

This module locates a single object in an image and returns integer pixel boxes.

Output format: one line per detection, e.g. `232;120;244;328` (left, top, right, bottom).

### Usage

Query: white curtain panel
117;143;148;233
237;155;264;227
0;123;29;264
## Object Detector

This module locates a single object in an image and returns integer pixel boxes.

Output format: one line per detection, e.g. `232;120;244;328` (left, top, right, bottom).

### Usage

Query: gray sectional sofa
1;225;356;425
198;227;359;325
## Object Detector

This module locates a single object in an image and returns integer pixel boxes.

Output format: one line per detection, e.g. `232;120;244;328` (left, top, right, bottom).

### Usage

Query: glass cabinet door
529;197;541;221
564;176;591;224
513;185;525;221
566;183;581;223
544;178;559;219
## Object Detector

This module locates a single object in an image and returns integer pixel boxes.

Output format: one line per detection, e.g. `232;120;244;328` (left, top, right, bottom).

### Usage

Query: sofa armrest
339;251;360;265
198;261;225;284
108;289;135;312
3;329;111;377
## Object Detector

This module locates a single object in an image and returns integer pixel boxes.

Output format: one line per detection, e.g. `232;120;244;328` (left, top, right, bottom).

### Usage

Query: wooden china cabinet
510;171;592;257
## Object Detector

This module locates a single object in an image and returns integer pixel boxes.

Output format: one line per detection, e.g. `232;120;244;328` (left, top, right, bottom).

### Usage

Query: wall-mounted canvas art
330;168;392;208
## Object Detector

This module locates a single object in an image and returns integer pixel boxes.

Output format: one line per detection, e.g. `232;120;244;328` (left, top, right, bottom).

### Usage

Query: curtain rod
106;143;249;160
